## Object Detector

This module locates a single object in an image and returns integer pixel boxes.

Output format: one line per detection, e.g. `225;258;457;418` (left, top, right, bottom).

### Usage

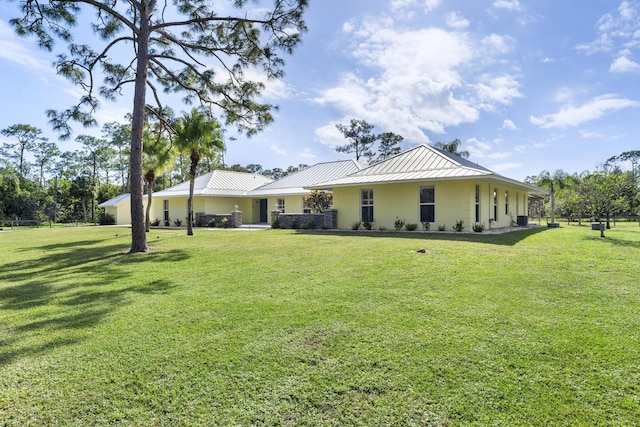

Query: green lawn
1;224;639;426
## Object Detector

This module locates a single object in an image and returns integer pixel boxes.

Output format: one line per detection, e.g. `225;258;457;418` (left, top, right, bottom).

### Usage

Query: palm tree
143;131;174;232
433;138;469;159
173;109;225;235
535;169;568;226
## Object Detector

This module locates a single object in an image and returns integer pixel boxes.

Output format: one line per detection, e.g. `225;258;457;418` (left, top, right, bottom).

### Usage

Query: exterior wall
266;195;308;214
105;200;131;225
148;195;253;225
332;179;529;230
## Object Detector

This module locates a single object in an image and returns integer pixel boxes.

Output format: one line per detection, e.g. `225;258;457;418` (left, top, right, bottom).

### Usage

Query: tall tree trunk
187;151;199;236
129;4;151;253
187;174;194;236
145;180;153;232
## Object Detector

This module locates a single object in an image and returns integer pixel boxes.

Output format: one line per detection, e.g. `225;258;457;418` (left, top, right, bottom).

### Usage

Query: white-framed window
361;189;374;222
505;191;509;216
419;186;435;223
163;200;169;221
475;184;480;223
277;198;285;213
302;197;311;214
493;188;498;221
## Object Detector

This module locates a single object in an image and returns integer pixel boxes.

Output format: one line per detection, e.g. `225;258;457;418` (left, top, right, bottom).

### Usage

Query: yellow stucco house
100;145;544;230
308;144;545;231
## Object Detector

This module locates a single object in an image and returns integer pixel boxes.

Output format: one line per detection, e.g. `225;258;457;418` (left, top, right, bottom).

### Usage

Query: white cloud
502;119;518;130
390;0;441;13
0;21;50;71
474;74;523;110
445;12;470;29
493;0;522;12
610;54;640;72
579;130;605;138
270;145;287;156
490;162;522;172
530;94;639;129
314;17;519;146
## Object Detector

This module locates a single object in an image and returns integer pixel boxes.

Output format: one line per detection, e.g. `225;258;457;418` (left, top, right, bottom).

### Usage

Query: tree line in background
2;111;638;231
0;118;315;226
527;150;640;229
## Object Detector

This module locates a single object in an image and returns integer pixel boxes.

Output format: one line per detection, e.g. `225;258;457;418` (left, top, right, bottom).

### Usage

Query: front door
259;199;268;223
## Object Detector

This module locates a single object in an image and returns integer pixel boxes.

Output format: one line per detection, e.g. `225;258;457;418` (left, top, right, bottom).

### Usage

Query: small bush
207;218;217;228
271;219;281;229
151;218;161;226
98;212;116;225
472;222;485;232
437;224;446;231
405;223;418;231
351;221;361;230
174;218;182;227
378;225;387;231
422;222;431;231
394;217;405;231
164;219;171;226
221;217;230;228
453;219;464;232
363;220;372;230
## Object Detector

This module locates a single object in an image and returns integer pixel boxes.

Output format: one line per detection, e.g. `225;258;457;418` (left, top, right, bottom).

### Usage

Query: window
475;185;480;223
419;186;435;223
504;191;509;215
277;198;285;213
302;197;311;214
493;188;498;221
361;190;374;222
163;200;169;222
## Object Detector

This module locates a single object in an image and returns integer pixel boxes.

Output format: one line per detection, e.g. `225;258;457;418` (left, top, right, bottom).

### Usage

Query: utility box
516;216;528;226
591;222;602;231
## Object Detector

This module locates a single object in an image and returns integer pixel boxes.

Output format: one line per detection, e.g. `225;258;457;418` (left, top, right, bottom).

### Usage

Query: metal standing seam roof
98;193;131;207
308;144;546;195
247;159;365;196
153;170;273;198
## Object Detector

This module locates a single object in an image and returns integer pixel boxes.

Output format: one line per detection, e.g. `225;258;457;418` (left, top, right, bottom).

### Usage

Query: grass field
1;223;639;426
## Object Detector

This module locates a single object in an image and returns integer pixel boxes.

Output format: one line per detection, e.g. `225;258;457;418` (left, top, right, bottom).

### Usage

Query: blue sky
1;0;639;181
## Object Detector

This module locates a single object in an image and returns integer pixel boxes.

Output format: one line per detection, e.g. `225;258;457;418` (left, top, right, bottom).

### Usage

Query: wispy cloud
502;119;518;130
530;94;639;129
0;21;50;71
314;12;520;145
492;0;523;12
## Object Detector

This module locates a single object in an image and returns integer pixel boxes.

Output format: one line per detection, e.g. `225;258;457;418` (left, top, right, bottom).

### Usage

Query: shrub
164;219;171;226
221;217;230;228
405;223;418;231
437;224;446;231
174;218;182;227
351;221;361;230
363;220;372;230
422;222;431;231
378;225;387;231
394;217;405;231
98;212;116;225
207;218;217;228
151;218;161;226
472;222;485;233
304;190;333;213
271;219;281;229
453;219;464;232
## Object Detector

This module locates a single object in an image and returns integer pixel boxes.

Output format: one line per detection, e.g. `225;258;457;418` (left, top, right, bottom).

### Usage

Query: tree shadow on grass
0;240;187;367
294;226;549;246
582;234;640;249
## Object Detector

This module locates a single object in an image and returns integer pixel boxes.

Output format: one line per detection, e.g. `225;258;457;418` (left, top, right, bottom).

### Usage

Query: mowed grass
1;224;639;426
